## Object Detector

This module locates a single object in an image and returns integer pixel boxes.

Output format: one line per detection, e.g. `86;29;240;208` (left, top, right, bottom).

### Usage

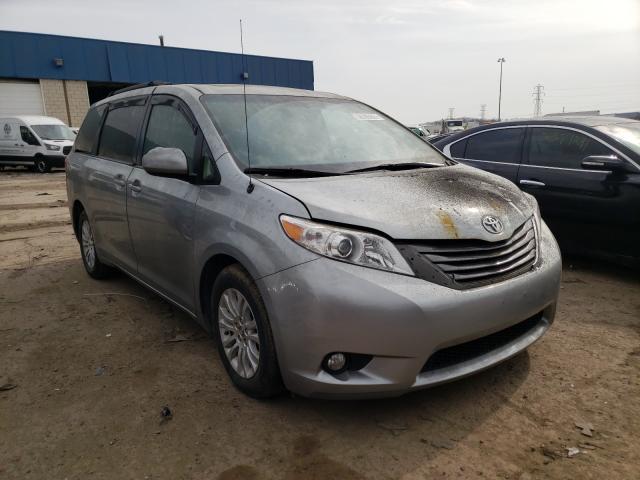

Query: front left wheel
78;211;112;279
211;264;284;398
34;156;51;173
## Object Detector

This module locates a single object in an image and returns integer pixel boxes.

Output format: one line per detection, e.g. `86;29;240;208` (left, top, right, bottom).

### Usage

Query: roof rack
108;81;172;97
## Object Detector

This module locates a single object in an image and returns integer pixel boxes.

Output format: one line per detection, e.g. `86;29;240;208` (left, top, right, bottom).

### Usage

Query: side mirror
581;155;627;172
142;147;188;176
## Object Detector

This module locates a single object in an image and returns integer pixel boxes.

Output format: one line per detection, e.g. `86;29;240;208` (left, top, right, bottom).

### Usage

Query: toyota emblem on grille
482;215;503;234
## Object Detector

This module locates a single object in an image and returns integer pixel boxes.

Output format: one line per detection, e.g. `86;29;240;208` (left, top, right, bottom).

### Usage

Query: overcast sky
1;0;639;123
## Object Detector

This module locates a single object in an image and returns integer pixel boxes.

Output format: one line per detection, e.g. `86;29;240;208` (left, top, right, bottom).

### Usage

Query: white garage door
0;80;45;116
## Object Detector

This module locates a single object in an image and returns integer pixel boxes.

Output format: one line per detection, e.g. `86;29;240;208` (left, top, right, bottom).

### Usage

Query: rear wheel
34;156;51;173
211;264;284;398
78;211;112;279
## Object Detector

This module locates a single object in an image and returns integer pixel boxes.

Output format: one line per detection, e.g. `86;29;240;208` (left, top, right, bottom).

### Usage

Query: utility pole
448;108;455;119
532;84;545;117
497;57;505;121
480;104;487;121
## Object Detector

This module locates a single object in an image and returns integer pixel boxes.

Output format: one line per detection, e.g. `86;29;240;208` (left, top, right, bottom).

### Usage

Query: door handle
519;179;546;188
113;173;127;187
129;179;142;193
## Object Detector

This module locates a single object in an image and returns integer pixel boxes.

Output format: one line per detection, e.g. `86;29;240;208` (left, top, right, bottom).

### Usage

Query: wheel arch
198;253;245;331
71;200;85;241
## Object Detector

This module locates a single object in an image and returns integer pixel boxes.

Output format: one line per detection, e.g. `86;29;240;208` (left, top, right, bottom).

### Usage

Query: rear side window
528;127;613;169
465;128;524;163
143;104;196;171
75;105;106;154
98;105;146;163
449;139;466;158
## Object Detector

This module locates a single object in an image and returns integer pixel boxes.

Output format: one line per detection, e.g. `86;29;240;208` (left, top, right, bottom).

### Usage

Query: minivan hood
260;165;534;241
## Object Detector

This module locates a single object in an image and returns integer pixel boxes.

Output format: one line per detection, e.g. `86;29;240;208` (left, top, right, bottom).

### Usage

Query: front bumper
44;155;66;168
258;222;562;399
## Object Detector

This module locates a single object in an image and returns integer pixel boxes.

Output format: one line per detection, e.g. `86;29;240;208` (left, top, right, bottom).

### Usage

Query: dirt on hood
259;164;533;241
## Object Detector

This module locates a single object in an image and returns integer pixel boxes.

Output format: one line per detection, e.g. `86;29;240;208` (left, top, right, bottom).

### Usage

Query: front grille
421;312;543;373
398;218;537;289
63;146;72;155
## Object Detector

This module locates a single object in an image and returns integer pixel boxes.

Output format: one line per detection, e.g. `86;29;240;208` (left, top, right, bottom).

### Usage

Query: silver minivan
66;83;561;399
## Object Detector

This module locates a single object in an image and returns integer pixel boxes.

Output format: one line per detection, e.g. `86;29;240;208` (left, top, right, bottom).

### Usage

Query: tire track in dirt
0;201;68;211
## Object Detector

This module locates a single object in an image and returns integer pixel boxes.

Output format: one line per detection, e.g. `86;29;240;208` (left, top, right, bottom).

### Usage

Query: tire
34;156;51;173
78;211;112;279
211;264;284;398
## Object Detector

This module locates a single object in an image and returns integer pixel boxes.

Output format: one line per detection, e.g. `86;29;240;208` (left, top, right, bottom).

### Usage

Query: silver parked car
66;83;562;399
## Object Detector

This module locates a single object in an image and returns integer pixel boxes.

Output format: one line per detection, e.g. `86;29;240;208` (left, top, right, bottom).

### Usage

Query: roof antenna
240;19;254;194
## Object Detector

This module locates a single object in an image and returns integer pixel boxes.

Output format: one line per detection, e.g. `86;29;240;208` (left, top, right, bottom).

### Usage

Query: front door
19;126;41;158
517;126;635;258
126;95;200;310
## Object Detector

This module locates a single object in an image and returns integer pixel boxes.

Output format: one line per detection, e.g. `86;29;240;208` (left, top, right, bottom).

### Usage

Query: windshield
201;95;446;173
447;120;463;127
31;124;75;141
595;123;640;156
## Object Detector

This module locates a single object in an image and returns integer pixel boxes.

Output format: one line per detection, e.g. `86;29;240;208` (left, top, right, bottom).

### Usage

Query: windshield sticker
352;113;384;121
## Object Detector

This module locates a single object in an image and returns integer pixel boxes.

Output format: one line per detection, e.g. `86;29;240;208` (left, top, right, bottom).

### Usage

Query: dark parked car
433;116;640;265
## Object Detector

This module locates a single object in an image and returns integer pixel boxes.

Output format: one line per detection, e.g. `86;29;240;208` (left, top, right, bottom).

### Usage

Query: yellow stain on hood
436;210;459;239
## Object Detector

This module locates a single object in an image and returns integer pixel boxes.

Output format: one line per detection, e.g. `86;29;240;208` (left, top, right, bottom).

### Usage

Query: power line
546;83;639;91
545;99;640;108
532;84;545;117
545;92;640;98
509;101;640;118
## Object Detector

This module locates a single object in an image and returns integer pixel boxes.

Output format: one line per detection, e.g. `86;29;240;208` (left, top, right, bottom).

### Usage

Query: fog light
324;352;347;373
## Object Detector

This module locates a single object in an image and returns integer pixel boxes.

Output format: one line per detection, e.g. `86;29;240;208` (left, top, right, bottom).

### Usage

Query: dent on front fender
193;176;319;281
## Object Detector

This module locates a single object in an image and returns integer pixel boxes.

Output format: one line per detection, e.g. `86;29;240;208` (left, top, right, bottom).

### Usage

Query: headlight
45;143;61;151
280;215;414;275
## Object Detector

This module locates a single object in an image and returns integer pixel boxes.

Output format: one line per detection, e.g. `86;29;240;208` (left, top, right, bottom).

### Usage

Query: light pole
497;57;505;121
498;57;506;121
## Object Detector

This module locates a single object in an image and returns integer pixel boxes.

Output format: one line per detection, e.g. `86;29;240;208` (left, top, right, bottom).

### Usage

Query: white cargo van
445;119;465;133
0;116;75;173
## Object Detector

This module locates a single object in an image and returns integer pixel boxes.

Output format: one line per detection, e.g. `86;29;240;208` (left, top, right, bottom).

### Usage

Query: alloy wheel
81;218;96;270
218;288;260;379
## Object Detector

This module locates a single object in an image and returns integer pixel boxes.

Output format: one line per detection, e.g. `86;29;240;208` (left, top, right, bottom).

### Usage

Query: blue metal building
0;30;314;125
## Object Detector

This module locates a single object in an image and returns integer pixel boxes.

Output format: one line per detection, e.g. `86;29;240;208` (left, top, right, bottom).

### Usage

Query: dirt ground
1;170;639;480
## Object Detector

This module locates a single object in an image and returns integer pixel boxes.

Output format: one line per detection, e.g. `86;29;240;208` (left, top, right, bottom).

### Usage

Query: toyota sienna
66;83;562;399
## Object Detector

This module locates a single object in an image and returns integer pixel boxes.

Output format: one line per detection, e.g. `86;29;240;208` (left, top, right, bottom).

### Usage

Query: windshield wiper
346;162;443;174
244;167;339;177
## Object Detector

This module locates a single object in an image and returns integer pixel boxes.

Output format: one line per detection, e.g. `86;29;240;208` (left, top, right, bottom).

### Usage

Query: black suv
433;116;640;265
